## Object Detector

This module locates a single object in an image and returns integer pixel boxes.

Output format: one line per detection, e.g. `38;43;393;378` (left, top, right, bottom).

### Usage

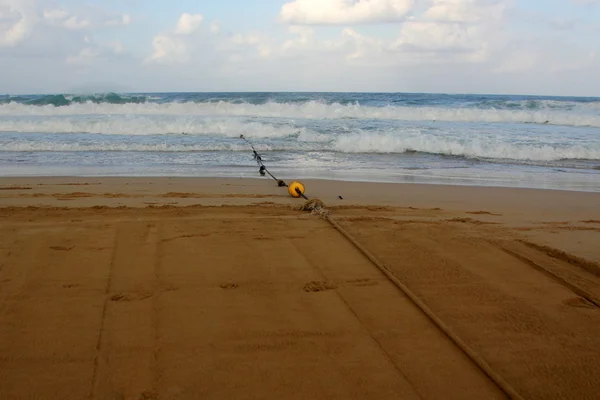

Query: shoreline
1;174;599;192
1;169;598;194
2;176;599;232
2;174;600;195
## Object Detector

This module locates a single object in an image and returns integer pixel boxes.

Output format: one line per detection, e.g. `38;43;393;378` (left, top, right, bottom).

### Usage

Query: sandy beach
1;177;599;400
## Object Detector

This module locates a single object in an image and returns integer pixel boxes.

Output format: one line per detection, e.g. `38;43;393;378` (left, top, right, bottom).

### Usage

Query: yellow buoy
288;181;305;198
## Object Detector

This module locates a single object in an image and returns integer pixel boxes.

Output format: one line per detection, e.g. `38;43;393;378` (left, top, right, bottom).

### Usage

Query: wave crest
0;118;329;140
0;100;599;127
3;130;598;162
0;93;150;106
332;132;600;161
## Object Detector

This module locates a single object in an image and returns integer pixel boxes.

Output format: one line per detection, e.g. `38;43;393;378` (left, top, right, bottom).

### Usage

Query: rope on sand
240;134;328;215
239;135;524;400
325;216;525;400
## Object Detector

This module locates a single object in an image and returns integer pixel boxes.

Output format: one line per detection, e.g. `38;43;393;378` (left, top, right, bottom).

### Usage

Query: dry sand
1;177;599;400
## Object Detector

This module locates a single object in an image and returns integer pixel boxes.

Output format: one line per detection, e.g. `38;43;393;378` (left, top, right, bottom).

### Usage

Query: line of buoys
240;135;313;204
240;134;287;188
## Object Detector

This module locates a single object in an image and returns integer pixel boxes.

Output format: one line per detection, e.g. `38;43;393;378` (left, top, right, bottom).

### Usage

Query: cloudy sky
1;0;599;96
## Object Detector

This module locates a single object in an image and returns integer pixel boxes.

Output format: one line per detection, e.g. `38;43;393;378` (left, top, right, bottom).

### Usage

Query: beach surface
1;177;599;400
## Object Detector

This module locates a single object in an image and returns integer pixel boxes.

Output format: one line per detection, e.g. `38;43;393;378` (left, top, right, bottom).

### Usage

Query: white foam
0;141;311;152
4;129;599;161
0;100;598;127
0;117;321;139
333;131;600;161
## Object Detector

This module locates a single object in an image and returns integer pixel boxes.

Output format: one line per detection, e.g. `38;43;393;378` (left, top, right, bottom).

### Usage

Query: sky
1;0;599;96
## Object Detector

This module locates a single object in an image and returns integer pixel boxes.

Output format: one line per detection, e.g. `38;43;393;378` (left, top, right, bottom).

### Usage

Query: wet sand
1;177;599;399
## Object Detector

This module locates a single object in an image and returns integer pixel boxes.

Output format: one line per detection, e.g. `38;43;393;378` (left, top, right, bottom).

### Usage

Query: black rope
295;187;308;200
240;135;320;210
240;135;287;187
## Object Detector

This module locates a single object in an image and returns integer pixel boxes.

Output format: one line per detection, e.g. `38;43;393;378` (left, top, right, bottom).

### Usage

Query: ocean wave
0;142;311;153
332;132;600;161
0;100;599;127
470;99;593;111
0;118;331;141
2;92;599;109
3;131;598;162
0;93;150;106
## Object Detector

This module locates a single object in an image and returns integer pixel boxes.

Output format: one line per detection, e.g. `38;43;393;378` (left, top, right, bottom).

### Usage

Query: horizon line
2;90;599;99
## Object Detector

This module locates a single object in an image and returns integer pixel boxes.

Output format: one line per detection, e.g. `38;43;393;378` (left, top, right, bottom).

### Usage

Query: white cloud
0;0;37;47
231;33;263;46
280;26;322;55
258;26;383;63
571;0;600;5
66;47;100;65
210;21;221;34
490;34;599;87
424;0;509;23
341;28;385;60
394;22;484;53
63;15;90;30
1;0;599;95
110;40;124;54
145;0;511;75
272;1;505;64
229;32;272;57
43;6;129;30
175;13;203;35
65;36;128;66
43;8;69;21
147;13;207;63
148;34;188;64
279;0;414;25
381;0;511;64
105;14;132;27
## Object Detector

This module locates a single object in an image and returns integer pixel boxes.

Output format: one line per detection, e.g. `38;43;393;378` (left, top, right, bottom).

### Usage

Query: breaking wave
0;93;150;106
1;100;599;127
332;132;600;161
1;93;598;176
0;142;309;153
0;118;325;139
3;130;598;161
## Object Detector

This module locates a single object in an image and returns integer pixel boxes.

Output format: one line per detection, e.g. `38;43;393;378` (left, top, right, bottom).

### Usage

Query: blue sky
1;0;599;95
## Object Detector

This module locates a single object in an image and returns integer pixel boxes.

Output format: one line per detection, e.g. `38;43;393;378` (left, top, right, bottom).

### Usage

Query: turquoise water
1;92;599;191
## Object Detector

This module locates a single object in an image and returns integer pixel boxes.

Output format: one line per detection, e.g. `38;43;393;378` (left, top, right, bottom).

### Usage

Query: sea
1;92;599;192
